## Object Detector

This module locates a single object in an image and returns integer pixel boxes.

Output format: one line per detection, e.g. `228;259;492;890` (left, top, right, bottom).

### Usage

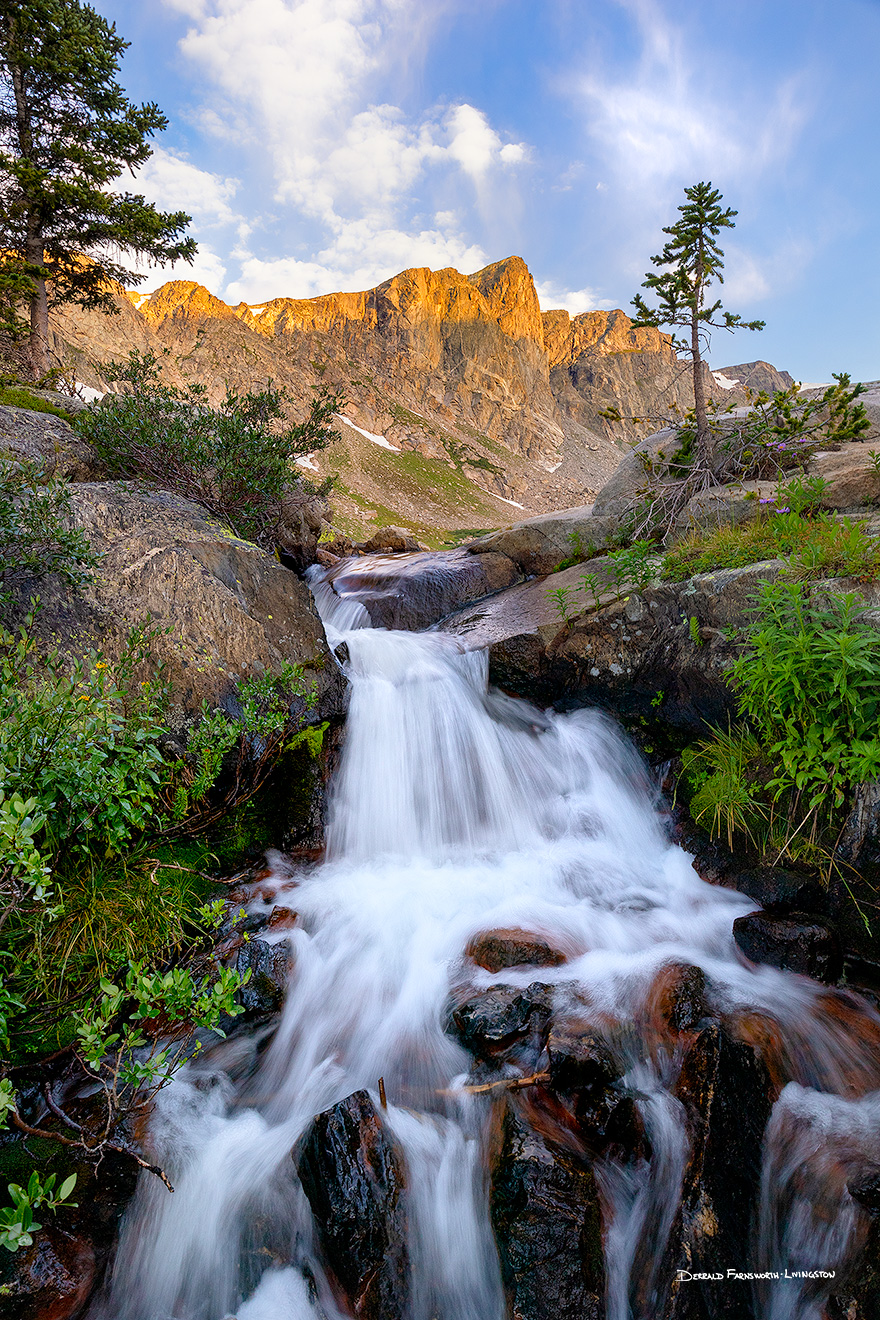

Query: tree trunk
27;269;49;381
691;308;710;469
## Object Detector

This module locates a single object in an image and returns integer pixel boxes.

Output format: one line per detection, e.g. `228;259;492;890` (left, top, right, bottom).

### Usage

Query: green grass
664;511;880;583
0;386;72;419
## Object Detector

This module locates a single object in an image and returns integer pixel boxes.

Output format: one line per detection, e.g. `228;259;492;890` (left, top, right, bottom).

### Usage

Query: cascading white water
91;563;880;1320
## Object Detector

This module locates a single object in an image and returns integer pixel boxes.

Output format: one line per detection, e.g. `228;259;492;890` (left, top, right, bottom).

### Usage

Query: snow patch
712;372;739;390
337;414;400;452
75;383;104;403
295;454;319;472
494;494;525;509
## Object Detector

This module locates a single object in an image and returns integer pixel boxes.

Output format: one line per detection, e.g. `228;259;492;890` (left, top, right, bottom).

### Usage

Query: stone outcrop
296;1090;410;1320
6;481;343;736
715;360;796;394
490;1099;605;1320
467;506;619;576
0;402;103;482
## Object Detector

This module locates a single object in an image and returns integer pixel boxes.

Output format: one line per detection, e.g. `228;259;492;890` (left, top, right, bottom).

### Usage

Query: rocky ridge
49;256;771;544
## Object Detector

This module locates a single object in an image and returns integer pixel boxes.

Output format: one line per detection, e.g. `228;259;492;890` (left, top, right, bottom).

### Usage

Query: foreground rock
7;482;343;735
441;557;782;730
296;1090;409;1320
490;1099;604;1320
660;1023;777;1319
324;547;521;629
733;911;843;983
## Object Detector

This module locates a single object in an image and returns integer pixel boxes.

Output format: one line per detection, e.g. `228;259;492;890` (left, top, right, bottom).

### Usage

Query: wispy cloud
161;0;528;300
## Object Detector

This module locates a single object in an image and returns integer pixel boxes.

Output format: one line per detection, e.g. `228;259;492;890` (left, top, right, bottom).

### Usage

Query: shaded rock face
235;937;293;1014
296;1089;409;1320
6;482;344;736
661;1024;777;1320
490;1099;605;1320
715;360;796;394
733;911;843;983
0;1228;97;1320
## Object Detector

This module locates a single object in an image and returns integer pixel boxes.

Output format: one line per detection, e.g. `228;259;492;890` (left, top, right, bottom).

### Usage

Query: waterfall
90;563;880;1320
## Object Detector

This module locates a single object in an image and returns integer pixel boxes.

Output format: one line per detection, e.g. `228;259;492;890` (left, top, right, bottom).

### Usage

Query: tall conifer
0;0;196;378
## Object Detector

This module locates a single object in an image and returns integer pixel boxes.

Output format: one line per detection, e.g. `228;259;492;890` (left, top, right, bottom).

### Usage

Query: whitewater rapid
89;563;880;1320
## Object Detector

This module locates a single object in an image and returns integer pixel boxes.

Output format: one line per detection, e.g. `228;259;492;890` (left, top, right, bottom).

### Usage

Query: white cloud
133;242;228;295
225;225;487;303
534;280;615;316
574;0;809;193
131;146;240;229
164;0;528;295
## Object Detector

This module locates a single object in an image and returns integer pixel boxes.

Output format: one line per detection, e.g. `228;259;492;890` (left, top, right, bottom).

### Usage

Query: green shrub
731;580;880;812
0;386;71;419
77;350;342;547
682;726;768;849
0;457;96;600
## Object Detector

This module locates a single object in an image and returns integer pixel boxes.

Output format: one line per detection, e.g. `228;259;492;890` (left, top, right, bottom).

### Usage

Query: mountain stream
90;562;880;1320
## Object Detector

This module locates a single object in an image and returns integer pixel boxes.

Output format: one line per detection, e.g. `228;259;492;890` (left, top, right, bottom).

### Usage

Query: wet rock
236;938;292;1013
466;928;568;974
645;962;711;1035
447;984;553;1062
546;1024;644;1159
848;1165;880;1214
661;1023;776;1319
729;866;826;913
296;1089;409;1320
733;911;843;983
0;1227;96;1320
490;1098;604;1320
267;905;298;931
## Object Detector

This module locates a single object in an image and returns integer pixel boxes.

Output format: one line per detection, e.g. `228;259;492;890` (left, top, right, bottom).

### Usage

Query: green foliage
0;0;196;374
78;351;341;548
0;386;70;417
682;727;768;849
607;539;658;593
553;529;596;572
688;615;703;647
723;375;869;481
0;1170;76;1252
665;510;880;583
547;584;574;629
731;580;880;812
0;457;96;599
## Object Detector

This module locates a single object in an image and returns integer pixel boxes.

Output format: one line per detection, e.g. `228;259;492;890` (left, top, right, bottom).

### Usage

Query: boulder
446;983;553;1063
296;1090;409;1320
0;402;102;481
809;442;880;509
644;962;711;1035
659;1023;777;1319
325;547;521;630
546;1022;644;1159
0;1227;97;1320
235;938;292;1014
361;525;421;553
276;490;330;571
733;911;843;983
489;1099;604;1320
466;506;620;576
591;427;679;518
5;482;344;736
466;928;569;974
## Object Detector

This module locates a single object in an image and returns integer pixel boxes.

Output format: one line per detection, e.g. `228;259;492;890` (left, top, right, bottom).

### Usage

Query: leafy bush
726;374;870;481
77;350;342;547
0;456;96;600
0;385;72;418
731;580;880;812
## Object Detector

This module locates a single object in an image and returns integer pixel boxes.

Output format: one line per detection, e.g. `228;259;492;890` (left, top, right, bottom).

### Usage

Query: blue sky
99;0;880;382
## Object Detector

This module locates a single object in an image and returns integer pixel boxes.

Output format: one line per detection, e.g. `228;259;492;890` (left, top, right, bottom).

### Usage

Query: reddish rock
0;1228;96;1320
643;961;711;1036
466;928;568;974
267;905;298;931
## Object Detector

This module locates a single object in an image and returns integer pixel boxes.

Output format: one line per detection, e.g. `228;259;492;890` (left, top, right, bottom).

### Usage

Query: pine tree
0;0;196;380
631;181;765;466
